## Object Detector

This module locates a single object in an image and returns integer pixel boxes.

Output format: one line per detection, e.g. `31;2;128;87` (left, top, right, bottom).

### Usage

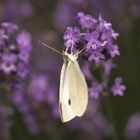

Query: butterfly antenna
38;41;63;55
76;47;85;56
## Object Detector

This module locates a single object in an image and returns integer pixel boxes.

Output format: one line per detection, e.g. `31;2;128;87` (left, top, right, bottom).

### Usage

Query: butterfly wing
67;60;88;117
59;61;76;123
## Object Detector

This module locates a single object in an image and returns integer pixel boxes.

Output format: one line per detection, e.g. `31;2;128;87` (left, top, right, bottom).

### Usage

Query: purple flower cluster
54;0;140;33
28;74;59;118
64;12;119;63
0;22;32;138
11;84;40;134
11;74;59;134
0;22;32;79
63;12;125;98
0;0;33;22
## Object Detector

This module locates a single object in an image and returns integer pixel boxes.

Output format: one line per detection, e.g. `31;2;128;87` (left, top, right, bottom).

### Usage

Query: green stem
99;67;120;140
101;96;120;140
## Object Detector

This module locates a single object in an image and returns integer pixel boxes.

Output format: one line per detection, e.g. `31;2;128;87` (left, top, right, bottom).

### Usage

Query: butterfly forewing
59;61;75;123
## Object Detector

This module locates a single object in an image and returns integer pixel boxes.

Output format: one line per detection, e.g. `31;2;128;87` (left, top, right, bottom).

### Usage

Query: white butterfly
59;51;88;122
39;42;88;123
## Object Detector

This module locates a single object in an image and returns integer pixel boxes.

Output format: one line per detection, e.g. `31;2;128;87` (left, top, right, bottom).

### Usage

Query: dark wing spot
68;99;71;105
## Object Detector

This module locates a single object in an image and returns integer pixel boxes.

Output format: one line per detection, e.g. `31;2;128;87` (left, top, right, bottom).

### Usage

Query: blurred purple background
0;0;140;140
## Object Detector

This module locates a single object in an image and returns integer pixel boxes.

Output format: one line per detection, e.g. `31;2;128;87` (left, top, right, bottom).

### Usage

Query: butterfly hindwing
67;60;88;116
59;61;75;123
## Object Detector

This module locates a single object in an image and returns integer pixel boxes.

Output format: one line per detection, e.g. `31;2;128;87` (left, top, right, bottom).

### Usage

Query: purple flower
16;32;32;64
97;15;119;41
111;77;126;96
17;63;29;79
111;30;119;39
0;53;18;74
11;84;30;113
85;31;99;41
85;31;102;51
103;59;116;76
18;50;31;64
77;12;97;29
16;31;32;52
98;15;112;32
11;84;41;134
64;27;80;50
63;12;125;102
82;62;93;80
62;11;125;101
28;75;48;103
0;62;17;74
53;1;73;31
1;0;33;22
10;72;59;135
28;73;58;117
2;54;17;63
62;12;120;63
88;50;105;63
125;113;140;139
1;22;18;33
107;44;120;57
89;80;103;99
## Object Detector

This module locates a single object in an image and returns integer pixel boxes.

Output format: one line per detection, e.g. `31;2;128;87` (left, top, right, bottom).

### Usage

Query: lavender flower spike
0;22;32;79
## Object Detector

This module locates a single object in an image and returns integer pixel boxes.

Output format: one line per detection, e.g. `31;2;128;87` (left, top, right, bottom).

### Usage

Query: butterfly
39;42;88;123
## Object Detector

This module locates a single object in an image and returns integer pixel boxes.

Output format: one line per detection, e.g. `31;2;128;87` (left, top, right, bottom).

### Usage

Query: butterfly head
63;51;78;62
